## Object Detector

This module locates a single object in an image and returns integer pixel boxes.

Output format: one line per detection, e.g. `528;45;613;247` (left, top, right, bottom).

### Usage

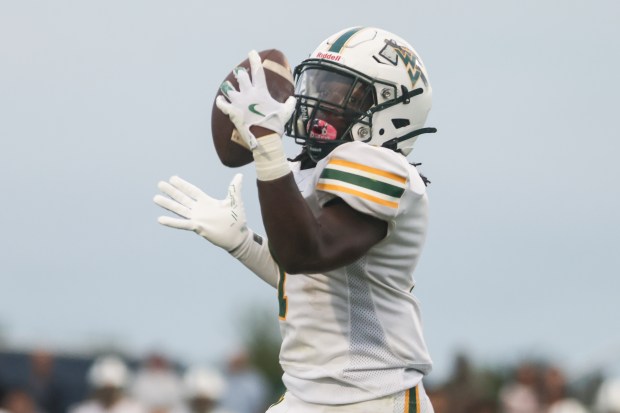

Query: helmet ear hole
392;119;410;129
379;128;385;135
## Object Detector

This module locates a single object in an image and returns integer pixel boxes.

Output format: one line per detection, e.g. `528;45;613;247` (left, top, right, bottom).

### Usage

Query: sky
1;0;619;382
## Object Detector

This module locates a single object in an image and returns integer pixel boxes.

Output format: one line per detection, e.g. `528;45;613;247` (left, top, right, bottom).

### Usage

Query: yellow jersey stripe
328;158;407;184
317;183;399;209
404;388;410;413
415;385;420;413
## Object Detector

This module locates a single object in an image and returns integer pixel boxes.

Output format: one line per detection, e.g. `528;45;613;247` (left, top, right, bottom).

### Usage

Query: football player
154;27;437;413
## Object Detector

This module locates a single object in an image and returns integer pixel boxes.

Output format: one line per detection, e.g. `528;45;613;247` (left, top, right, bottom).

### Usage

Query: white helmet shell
289;27;433;160
183;366;226;401
596;377;620;413
88;355;129;388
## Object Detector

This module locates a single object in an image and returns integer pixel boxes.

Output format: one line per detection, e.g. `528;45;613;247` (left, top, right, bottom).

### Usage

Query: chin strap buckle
401;85;411;104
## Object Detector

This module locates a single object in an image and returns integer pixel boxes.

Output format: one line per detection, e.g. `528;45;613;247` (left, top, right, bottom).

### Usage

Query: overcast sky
1;0;619;382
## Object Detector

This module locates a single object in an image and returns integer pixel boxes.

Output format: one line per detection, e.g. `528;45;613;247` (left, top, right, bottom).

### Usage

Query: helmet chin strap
381;127;437;152
366;86;435;153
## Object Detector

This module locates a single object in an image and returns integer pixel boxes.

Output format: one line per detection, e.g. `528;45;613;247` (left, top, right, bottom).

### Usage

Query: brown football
211;49;295;167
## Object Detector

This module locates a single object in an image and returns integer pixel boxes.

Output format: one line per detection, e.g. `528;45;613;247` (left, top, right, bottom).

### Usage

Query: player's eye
317;89;345;107
318;89;330;98
348;93;368;110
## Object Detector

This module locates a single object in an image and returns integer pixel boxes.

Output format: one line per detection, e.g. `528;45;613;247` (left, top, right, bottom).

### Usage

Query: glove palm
154;174;248;252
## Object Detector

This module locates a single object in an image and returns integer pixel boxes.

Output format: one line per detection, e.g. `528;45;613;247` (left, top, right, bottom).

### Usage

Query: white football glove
216;50;296;150
154;174;249;252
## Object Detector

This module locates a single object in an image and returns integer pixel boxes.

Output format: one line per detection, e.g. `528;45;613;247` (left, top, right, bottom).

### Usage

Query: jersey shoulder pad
313;142;415;220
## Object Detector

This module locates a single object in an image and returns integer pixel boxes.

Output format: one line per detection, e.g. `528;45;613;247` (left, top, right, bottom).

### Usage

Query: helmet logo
315;51;343;62
378;39;428;88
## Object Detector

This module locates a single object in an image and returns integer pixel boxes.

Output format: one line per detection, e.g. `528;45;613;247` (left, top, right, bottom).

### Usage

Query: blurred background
1;0;619;412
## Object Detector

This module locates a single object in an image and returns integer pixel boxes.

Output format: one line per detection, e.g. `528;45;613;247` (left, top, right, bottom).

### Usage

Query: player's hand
215;50;296;150
154;174;249;252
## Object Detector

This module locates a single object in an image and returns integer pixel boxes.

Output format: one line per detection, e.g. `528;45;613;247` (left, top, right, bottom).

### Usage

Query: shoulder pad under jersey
314;142;422;221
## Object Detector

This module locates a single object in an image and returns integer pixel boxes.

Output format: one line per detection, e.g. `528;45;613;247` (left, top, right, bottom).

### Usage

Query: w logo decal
379;39;428;88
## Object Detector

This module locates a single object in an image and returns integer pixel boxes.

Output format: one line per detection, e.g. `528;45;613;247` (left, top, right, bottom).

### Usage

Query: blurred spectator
172;366;233;413
0;380;6;413
442;353;486;413
426;387;450;413
130;353;182;413
219;351;268;413
541;366;588;413
464;398;499;413
594;377;620;413
69;356;145;413
499;362;542;413
26;350;62;413
1;389;40;413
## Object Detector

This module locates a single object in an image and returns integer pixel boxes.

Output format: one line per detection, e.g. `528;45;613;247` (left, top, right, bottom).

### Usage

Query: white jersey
280;141;432;405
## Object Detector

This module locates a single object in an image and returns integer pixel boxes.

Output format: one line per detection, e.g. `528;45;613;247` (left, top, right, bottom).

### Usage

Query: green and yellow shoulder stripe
317;156;407;210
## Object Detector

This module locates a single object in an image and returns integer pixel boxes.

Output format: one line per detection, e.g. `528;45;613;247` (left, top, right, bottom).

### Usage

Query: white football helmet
183;366;227;401
88;355;129;388
287;27;435;162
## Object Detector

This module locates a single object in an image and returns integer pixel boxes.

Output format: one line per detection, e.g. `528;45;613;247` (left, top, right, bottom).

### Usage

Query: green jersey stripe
320;168;405;198
328;27;365;53
408;386;419;413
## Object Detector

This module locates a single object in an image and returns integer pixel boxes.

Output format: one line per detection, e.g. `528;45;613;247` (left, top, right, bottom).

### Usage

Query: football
211;49;295;167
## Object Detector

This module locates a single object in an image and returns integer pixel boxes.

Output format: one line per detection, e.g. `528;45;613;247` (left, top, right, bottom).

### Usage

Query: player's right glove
215;50;296;150
154;174;249;252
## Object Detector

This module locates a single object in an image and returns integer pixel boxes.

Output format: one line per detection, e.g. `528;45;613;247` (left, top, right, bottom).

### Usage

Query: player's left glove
216;50;296;150
154;174;249;252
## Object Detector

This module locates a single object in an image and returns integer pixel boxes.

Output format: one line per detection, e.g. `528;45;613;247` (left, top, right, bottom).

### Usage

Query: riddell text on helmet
315;52;342;62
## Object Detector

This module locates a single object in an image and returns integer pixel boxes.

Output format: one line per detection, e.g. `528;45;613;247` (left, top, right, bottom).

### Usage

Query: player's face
296;68;374;140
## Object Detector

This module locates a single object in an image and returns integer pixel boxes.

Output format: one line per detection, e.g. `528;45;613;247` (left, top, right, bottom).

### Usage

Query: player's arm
215;51;387;273
229;230;279;288
153;174;279;288
257;170;386;274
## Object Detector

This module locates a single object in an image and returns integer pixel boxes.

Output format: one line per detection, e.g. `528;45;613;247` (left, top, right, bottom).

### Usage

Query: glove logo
220;81;234;98
248;103;265;117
